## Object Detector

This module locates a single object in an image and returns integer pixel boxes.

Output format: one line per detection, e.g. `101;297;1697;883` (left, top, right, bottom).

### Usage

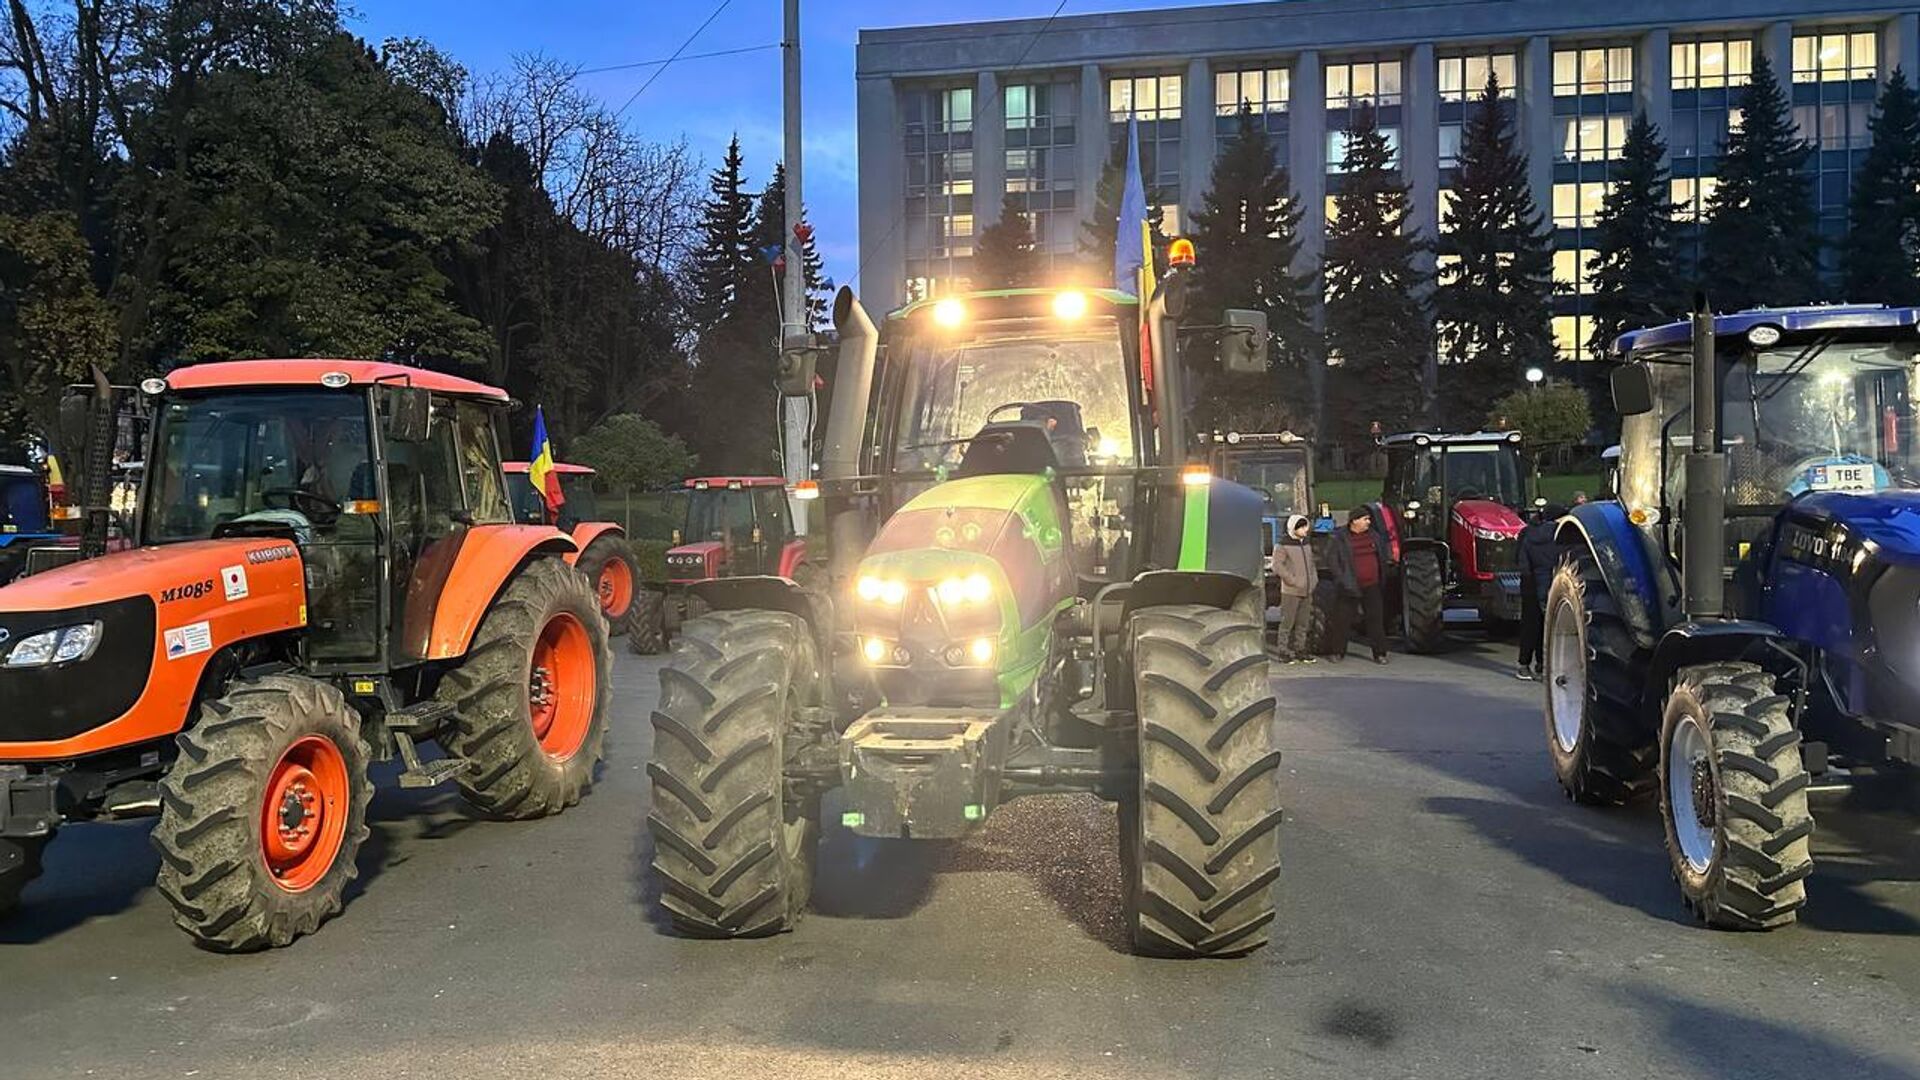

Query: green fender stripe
1178;484;1210;570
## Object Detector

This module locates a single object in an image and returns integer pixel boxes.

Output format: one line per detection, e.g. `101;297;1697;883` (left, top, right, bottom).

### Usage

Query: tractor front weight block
0;769;58;838
839;710;1009;839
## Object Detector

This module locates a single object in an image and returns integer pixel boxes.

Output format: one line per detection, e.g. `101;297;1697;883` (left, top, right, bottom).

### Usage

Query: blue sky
349;0;1222;292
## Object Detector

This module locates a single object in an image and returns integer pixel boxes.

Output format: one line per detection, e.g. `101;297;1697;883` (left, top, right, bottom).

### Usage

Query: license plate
1809;464;1874;492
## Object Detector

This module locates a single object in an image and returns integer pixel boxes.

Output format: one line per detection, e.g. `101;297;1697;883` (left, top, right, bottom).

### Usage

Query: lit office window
1324;195;1340;225
1555;115;1630;162
1552;182;1612;228
1438;53;1518;101
1672;38;1753;90
1793;30;1878;83
1437;187;1457;230
1552;249;1597;295
1326;59;1403;108
1552;46;1634;95
1110;73;1183;119
1216;67;1289;115
1671;176;1720;221
1327;126;1401;171
1552;314;1596;359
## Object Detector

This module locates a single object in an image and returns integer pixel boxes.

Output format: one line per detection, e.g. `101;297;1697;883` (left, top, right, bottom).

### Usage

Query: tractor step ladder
384;701;469;788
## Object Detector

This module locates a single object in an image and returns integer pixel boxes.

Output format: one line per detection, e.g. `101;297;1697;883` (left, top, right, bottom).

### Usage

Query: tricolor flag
1114;114;1155;300
529;406;564;512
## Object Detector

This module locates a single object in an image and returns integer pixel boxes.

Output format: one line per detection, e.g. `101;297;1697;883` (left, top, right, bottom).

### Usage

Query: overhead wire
613;0;739;119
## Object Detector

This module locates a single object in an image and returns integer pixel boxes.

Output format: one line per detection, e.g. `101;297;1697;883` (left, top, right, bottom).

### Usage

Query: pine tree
1844;69;1920;306
974;193;1042;288
1188;105;1314;431
1702;52;1819;309
1323;102;1432;444
1078;136;1169;285
688;137;780;472
1589;113;1681;358
688;136;756;334
754;163;828;328
1434;75;1554;428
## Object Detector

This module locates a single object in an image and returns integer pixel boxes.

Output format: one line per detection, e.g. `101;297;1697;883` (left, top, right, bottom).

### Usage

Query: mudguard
689;575;834;656
1170;478;1266;584
775;538;808;579
425;525;577;660
1119;569;1259;623
1554;501;1676;650
1647;619;1789;703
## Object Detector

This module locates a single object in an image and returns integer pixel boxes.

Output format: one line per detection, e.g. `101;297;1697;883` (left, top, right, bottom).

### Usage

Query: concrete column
1181;56;1215;229
1637;28;1673;147
973;70;1006;236
1762;21;1794;83
1521;36;1555;237
1079;62;1110;240
1883;12;1920;81
1404;43;1439;250
1289;49;1327;431
855;75;907;313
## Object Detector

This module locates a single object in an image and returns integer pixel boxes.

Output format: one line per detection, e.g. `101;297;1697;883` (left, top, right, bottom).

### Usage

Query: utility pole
780;0;811;534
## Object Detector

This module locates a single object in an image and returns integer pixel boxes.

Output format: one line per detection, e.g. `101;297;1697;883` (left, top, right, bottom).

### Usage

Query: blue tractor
1544;302;1920;930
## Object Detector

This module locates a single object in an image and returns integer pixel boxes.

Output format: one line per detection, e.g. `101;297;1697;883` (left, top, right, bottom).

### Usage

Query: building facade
856;0;1920;358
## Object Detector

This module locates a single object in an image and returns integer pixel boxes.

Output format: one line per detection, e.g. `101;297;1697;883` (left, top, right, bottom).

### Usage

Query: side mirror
1611;363;1654;417
381;385;431;443
1219;309;1269;374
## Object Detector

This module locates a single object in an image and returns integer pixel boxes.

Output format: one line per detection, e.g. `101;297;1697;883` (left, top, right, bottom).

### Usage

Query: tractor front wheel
647;609;821;937
577;535;644;638
0;835;47;918
1400;548;1445;653
1122;604;1282;958
1543;550;1656;804
437;557;612;819
151;675;371;951
628;588;668;655
1660;663;1813;930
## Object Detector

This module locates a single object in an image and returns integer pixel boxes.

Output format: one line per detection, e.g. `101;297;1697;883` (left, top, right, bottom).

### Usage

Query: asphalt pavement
4;634;1918;1080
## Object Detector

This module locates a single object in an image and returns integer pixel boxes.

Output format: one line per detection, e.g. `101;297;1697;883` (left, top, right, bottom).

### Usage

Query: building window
1552;181;1611;229
1555;115;1629;162
902;85;972;135
1671;176;1719;222
1794;102;1874;151
1437;187;1457;229
1326;59;1403;108
1793;31;1878;83
1552;314;1596;359
1672;38;1753;90
1552;249;1597;295
1552;46;1633;96
1328;127;1400;171
1439;123;1462;168
1110;73;1182;120
1216;67;1289;115
1005;80;1075;131
1438;53;1517;102
1005;80;1078;263
1672;108;1746;158
1324;195;1339;226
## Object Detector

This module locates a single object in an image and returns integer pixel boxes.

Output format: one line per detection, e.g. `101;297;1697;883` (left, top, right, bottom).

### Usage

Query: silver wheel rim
1668;715;1716;874
1546;595;1585;752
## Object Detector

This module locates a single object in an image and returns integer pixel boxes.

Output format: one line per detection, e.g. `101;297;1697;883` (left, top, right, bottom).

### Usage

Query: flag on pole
529;406;564;512
1114;115;1152;299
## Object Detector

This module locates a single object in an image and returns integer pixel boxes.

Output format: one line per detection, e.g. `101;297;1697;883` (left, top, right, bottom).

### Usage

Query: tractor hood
1451;499;1525;536
1793;491;1920;567
664;540;725;581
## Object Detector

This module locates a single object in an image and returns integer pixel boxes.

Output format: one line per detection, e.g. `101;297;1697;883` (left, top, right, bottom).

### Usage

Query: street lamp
1525;366;1545;386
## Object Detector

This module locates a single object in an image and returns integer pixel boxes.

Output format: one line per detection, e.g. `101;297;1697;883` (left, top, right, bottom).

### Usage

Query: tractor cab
505;461;600;530
666;476;800;583
1378;430;1530;643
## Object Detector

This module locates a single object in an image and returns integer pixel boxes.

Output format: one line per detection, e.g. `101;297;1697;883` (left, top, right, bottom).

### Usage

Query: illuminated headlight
857;575;907;605
862;637;910;666
943;637;997;666
936;572;994;606
6;621;102;667
1095;436;1122;459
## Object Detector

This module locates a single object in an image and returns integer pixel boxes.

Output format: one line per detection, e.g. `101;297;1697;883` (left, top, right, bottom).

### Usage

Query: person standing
1323;506;1393;664
1271;514;1320;663
1515;503;1567;680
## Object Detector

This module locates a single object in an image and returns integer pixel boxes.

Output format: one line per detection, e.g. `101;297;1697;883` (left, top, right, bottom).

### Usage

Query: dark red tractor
629;476;814;654
505;461;647;638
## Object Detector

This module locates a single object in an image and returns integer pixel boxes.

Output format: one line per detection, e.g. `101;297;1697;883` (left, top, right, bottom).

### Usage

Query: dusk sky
350;0;1234;293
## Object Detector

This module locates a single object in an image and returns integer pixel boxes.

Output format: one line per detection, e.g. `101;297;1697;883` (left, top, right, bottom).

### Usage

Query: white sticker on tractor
165;621;213;660
221;565;249;601
1808;463;1875;492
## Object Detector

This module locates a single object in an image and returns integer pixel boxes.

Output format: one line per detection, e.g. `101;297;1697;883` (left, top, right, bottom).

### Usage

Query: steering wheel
1454;486;1483;501
985;401;1043;424
261;488;339;520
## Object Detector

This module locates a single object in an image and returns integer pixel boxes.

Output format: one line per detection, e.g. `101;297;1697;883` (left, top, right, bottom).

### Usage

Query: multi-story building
856;0;1919;360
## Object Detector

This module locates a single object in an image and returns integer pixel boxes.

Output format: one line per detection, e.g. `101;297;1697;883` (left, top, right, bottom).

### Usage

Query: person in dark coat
1322;505;1394;664
1515;503;1567;679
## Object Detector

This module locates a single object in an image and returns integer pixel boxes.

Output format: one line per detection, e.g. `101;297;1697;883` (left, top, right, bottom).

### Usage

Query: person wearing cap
1271;514;1320;663
1515;502;1568;679
1322;505;1394;664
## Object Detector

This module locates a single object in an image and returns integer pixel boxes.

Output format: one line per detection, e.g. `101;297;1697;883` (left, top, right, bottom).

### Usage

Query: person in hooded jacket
1515;503;1567;679
1271;514;1320;663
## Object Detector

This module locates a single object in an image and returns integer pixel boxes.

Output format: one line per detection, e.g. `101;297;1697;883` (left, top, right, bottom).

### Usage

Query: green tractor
645;266;1286;958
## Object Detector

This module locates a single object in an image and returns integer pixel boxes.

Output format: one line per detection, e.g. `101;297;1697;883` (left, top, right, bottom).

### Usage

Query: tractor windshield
1223;451;1310;516
1624;341;1920;510
685;489;756;546
1442;445;1525;507
144;391;375;544
893;318;1134;472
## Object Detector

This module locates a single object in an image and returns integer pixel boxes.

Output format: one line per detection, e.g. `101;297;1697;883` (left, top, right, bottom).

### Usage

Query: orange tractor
0;360;612;950
504;460;646;639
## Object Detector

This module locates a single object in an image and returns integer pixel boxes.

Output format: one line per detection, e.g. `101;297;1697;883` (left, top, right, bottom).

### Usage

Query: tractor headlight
857;575;907;605
942;637;997;667
936;572;994;607
6;621;102;667
1471;527;1511;542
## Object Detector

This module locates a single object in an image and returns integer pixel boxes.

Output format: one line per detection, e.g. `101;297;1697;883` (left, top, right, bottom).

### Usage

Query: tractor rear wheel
1401;548;1445;653
1122;604;1282;958
0;836;47;917
151;675;371;951
628;589;668;655
1543;549;1656;804
437;556;612;819
577;535;644;638
647;609;820;938
1660;663;1812;930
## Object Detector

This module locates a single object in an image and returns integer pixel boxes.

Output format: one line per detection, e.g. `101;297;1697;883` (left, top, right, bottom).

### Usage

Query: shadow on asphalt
1619;983;1920;1080
0;818;157;945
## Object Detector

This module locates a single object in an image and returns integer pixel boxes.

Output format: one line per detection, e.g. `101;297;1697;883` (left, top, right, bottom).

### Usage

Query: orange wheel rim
528;612;596;761
597;558;634;619
261;735;351;893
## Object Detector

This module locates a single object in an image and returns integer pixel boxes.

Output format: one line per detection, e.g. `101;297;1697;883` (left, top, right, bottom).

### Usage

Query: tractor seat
955;422;1061;478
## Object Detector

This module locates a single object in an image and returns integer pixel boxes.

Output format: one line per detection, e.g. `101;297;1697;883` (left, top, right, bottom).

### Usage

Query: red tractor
504;461;646;639
0;361;612;950
1373;430;1531;651
629;476;813;654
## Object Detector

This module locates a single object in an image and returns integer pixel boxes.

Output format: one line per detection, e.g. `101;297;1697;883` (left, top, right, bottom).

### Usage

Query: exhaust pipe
825;287;879;587
1683;297;1726;619
80;365;116;560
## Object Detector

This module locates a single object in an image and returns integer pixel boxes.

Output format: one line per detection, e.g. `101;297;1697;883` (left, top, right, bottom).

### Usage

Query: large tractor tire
0;836;47;918
647;609;821;938
628;589;668;656
437;556;612;819
576;534;644;639
1122;604;1282;958
151;675;371;951
1542;549;1656;804
1400;547;1445;653
1659;663;1812;930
